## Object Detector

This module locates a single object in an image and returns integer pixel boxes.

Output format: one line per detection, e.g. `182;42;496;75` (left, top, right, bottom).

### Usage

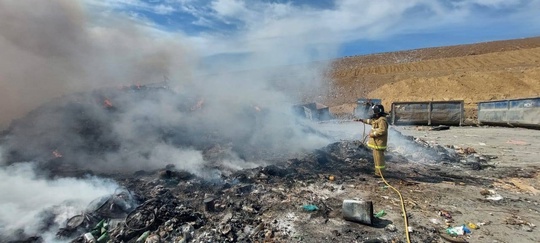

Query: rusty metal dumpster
391;101;464;125
478;97;540;128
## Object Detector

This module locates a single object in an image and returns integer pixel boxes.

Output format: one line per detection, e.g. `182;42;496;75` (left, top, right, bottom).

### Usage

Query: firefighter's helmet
371;104;385;115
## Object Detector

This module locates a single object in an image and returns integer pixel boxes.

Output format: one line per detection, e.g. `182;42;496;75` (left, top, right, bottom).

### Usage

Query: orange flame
52;150;62;158
104;99;113;108
191;98;205;111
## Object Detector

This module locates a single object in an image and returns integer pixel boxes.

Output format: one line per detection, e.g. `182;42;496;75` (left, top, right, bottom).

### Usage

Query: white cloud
211;0;249;18
154;4;177;15
81;0;540;61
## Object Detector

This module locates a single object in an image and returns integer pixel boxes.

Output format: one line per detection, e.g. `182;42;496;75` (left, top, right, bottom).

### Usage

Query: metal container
391;100;464;126
342;199;374;225
478;97;540;129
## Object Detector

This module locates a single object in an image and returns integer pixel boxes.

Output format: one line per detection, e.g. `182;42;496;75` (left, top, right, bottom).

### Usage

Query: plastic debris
136;231;150;243
446;226;464;236
302;204;319;211
385;224;397;232
446;225;472;236
486;194;503;201
467;222;479;229
97;232;109;243
439;210;452;219
462;225;471;234
430;218;442;225
374;210;386;218
84;233;95;242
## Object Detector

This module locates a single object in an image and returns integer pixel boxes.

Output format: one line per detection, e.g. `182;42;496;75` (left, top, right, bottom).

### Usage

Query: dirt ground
283;123;540;243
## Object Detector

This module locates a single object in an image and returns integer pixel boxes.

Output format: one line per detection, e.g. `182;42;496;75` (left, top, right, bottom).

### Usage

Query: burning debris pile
4;137;494;242
0;87;498;242
16;141;379;243
1;85;328;177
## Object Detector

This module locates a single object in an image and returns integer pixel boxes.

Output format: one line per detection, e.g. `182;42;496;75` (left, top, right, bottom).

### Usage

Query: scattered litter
446;226;465;236
480;189;504;201
385;224;397;232
430;218;442;225
407;226;414;233
342;200;374;225
478;142;486;146
136;231;150;242
439;232;469;243
467;222;479;229
477;221;491;226
505;215;536;228
438;210;452;219
430;125;450;131
302;204;319;211
374;210;386;218
462;225;471;234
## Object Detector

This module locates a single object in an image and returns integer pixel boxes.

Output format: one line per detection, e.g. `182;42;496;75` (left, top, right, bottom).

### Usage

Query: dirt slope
323;37;540;122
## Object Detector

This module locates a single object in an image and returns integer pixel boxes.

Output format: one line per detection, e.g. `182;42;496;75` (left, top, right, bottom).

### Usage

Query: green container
97;232;109;243
136;231;150;243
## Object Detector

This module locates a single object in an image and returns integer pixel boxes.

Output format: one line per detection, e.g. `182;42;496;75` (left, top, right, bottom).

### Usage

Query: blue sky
83;0;540;62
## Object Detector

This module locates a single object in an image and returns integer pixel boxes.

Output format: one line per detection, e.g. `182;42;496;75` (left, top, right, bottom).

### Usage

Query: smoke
0;0;332;176
0;0;194;129
0;161;117;241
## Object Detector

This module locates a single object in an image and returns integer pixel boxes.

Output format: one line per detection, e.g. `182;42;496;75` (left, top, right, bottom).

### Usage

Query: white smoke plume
0;0;195;128
0;1;334;240
0;161;117;241
0;0;331;175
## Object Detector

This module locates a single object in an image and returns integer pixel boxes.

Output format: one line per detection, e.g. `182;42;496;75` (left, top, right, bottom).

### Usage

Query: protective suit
357;105;389;176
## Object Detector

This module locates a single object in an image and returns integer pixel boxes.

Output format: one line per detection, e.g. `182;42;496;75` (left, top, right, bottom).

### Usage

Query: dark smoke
0;0;193;129
0;0;332;240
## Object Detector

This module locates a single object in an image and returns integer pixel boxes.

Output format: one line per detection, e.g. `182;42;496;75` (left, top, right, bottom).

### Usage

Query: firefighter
355;104;389;177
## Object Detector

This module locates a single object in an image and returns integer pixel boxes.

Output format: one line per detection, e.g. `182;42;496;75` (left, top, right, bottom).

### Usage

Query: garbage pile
1;87;504;242
42;141;376;242
388;128;495;170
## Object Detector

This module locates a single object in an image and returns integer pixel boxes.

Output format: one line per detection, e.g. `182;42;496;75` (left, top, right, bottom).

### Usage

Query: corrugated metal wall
391;101;463;125
478;97;540;128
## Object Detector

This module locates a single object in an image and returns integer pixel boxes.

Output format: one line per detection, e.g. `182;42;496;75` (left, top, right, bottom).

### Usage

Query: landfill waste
430;218;442;225
136;231;150;242
482;189;504;201
342;200;374;225
0;91;507;243
385;224;397;232
430;125;450;131
374;210;386;218
302;204;319;211
446;225;471;236
446;226;465;236
467;222;479;229
439;210;452;219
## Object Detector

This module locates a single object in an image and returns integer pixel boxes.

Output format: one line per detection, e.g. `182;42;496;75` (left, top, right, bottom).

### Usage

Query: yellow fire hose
361;122;411;243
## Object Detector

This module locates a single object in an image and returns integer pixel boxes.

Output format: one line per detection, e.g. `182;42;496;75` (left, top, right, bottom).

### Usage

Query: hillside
323;37;540;122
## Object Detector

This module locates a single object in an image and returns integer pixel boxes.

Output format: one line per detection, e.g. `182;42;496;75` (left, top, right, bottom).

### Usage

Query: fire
104;98;113;108
191;98;205;111
52;150;63;158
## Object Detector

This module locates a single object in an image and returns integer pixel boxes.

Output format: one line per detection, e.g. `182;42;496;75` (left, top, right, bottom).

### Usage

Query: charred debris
1;86;494;243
